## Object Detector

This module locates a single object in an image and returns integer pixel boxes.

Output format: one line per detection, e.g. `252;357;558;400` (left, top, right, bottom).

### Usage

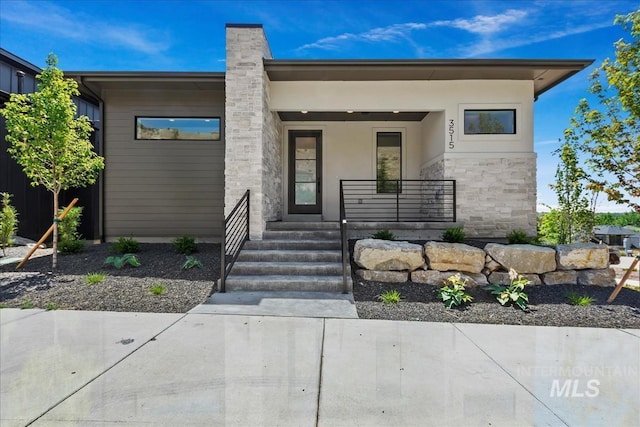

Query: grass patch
378;289;402;304
567;292;596;306
86;272;107;284
150;284;166;295
45;302;59;311
20;299;34;309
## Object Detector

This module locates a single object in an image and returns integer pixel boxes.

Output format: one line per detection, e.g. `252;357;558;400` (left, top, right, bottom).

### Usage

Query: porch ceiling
278;111;428;121
264;58;594;98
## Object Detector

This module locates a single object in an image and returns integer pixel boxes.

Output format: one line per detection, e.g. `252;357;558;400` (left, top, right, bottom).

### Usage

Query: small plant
378;289;402;304
507;230;531;244
109;237;139;254
484;269;530;311
150;284;166;295
0;192;19;256
86;272;107;284
45;302;58;311
20;299;34;309
173;235;197;254
0;303;8;309
58;206;84;254
567;292;596;306
182;255;203;269
438;273;474;308
104;253;141;269
371;229;396;240
442;226;465;243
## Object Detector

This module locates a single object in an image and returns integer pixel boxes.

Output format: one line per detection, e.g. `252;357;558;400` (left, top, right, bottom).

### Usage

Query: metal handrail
219;189;250;293
339;181;349;294
341;179;456;222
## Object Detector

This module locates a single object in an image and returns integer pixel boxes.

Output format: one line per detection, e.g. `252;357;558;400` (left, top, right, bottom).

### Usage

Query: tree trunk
52;191;59;270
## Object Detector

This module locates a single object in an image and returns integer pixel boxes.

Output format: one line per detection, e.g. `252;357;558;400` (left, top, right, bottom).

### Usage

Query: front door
288;130;322;214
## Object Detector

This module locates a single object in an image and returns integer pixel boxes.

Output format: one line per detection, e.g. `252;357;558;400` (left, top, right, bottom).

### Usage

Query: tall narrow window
376;132;401;193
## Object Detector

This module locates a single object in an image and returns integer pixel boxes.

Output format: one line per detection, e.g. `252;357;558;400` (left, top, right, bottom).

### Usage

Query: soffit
278;111;428;121
263;59;594;97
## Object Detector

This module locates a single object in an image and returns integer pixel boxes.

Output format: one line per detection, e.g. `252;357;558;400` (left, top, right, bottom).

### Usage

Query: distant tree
566;10;640;212
0;53;104;269
595;211;640;227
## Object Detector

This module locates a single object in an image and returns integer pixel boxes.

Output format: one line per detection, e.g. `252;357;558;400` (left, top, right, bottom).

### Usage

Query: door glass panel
295;183;316;205
295;137;316;159
295;160;316;182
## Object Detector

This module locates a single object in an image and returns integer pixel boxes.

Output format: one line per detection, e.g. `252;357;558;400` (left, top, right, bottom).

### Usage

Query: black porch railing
340;180;456;222
339;181;350;294
219;189;250;293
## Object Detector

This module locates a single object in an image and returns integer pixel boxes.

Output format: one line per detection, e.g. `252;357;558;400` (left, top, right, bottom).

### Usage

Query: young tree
542;140;596;244
567;10;640;212
0;53;104;269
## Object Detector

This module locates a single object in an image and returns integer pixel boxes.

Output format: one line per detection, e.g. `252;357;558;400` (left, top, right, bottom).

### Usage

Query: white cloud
430;9;528;35
298;23;426;52
1;1;168;55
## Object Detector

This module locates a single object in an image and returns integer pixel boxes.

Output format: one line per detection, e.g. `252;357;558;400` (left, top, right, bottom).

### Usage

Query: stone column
225;24;281;239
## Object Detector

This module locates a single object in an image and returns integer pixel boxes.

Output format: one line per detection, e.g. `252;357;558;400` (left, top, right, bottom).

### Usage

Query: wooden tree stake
16;198;79;269
607;255;640;303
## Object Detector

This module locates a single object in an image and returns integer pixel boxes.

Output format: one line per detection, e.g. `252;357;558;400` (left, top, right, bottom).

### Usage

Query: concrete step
266;221;340;231
244;240;341;251
224;275;351;292
237;250;342;263
262;230;341;240
230;261;344;276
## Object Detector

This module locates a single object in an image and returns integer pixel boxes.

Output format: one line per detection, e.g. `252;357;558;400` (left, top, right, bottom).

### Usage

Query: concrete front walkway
1;308;639;426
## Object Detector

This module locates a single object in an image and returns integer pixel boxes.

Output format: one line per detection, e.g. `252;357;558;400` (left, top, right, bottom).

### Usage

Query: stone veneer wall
422;154;537;238
225;25;281;238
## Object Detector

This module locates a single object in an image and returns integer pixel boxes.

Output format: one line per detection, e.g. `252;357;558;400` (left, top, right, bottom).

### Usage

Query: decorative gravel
2;242;639;328
0;243;220;313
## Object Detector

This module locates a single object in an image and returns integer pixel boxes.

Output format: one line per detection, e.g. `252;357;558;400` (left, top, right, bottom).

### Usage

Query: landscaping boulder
484;255;502;273
541;270;578;286
411;270;488;287
609;248;621;265
487;271;542;286
577;268;616;286
424;242;485;273
556;243;609;270
356;269;408;283
354;239;424;271
484;243;556;274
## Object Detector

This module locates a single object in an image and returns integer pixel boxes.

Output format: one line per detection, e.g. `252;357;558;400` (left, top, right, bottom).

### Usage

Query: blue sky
1;0;639;212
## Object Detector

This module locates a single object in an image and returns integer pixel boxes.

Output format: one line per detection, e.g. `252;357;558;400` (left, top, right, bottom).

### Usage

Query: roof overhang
66;71;226;98
264;59;594;98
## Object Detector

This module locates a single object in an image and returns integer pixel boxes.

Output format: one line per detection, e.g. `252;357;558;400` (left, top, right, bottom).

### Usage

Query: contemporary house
1;24;593;243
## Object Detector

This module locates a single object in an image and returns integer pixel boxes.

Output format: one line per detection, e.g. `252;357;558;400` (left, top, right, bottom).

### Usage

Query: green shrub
109;237;139;254
378;289;402;304
0;192;19;256
438;273;473;308
104;253;141;269
182;255;203;269
58;238;85;254
20;299;34;309
45;302;58;311
172;235;197;254
567;292;596;306
86;272;107;284
507;230;531;244
484;269;530;311
58;206;84;254
371;229;396;240
442;226;465;243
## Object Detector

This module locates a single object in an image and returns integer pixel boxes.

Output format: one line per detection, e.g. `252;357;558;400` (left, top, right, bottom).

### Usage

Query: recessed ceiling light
393;110;400;114
301;110;308;114
347;110;353;113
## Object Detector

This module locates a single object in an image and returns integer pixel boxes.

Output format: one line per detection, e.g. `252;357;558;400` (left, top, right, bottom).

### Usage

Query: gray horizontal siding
103;87;225;240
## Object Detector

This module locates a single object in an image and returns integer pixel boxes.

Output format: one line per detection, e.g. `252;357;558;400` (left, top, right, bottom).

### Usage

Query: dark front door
288;130;322;214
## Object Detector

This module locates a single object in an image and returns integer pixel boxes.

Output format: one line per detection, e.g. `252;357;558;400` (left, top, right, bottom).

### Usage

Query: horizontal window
464;109;515;135
135;117;221;141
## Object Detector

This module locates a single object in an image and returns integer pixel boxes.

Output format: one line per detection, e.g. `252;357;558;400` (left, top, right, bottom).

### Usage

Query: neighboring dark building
593;225;640;246
0;48;101;241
